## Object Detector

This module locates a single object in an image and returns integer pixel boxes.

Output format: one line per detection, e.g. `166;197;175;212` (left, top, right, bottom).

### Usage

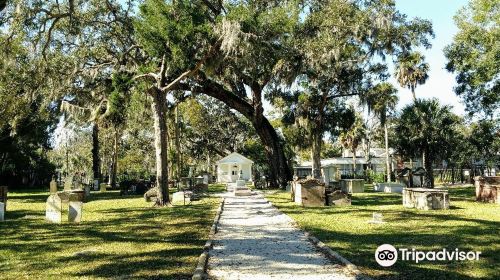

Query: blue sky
392;0;470;115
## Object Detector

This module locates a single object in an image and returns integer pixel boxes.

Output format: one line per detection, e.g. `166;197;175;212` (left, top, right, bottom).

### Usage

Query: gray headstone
84;185;91;197
0;202;4;221
68;201;83;223
46;194;62;223
50;179;58;193
203;174;209;185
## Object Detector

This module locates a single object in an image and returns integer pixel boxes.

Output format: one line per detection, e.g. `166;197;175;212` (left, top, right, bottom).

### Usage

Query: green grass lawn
266;185;500;280
0;187;221;280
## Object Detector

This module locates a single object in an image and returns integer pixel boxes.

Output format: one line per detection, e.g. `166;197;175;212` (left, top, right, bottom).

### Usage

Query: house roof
216;152;254;164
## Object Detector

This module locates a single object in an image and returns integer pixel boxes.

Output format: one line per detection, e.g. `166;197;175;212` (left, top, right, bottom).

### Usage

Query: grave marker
50;178;58;193
368;212;385;224
46;194;62;223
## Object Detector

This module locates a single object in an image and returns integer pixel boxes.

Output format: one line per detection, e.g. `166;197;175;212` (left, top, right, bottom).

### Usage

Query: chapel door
231;165;239;182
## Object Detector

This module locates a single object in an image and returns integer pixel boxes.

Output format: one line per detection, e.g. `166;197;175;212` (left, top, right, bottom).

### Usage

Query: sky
391;0;470;115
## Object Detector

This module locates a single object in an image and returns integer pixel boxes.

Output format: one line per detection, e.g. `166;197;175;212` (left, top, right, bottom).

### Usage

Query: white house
295;148;397;185
216;152;254;183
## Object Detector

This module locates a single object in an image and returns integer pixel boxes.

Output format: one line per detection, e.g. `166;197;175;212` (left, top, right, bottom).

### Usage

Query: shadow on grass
307;225;499;280
0;193;219;279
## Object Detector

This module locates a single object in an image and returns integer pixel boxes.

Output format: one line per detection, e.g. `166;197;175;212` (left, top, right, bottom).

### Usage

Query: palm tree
394;52;429;101
395;99;459;188
361;83;399;182
339;114;366;178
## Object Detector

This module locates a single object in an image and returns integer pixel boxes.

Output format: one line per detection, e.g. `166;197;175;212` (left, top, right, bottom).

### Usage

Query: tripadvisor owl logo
375;244;398;267
375;244;482;267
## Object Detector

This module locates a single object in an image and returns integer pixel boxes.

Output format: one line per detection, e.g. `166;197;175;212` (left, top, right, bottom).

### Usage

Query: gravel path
207;192;356;280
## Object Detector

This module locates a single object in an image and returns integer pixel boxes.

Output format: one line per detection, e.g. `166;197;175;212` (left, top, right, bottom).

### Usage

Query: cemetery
266;183;500;279
0;187;221;279
0;0;498;279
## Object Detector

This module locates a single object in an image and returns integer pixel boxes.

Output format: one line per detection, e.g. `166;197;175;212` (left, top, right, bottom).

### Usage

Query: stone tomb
294;179;326;207
340;179;365;193
474;176;500;204
326;190;351;206
46;192;84;223
403;188;449;210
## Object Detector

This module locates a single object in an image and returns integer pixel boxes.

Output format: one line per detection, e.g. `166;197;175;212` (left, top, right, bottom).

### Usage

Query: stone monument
46;194;63;223
50;178;58;193
403;188;449;210
475;176;500;204
340;179;365;193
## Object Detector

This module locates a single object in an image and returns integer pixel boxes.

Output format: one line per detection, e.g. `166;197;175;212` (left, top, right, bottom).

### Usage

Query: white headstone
172;191;191;205
203;174;209;185
46;194;62;223
0;202;4;221
368;212;385;224
50;179;58;193
68;201;83;223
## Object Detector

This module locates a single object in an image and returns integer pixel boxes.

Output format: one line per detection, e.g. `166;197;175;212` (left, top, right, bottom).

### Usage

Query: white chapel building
216;152;253;183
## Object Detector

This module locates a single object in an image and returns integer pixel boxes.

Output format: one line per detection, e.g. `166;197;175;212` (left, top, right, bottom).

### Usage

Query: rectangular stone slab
301;184;326;207
475;176;500;204
340;179;365;193
403;188;450;210
46;194;62;223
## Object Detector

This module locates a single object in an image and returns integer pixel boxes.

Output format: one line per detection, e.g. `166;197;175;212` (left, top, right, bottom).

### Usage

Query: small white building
216;152;254;183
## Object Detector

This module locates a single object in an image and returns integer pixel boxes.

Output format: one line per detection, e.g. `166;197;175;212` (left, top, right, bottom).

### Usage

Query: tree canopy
444;0;499;118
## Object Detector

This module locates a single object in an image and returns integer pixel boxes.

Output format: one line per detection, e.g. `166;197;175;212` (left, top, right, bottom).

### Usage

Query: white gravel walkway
207;191;356;280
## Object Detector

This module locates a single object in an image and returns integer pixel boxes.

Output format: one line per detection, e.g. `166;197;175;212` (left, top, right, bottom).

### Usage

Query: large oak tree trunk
311;132;322;180
151;89;170;205
195;80;292;188
91;122;100;188
252;117;291;188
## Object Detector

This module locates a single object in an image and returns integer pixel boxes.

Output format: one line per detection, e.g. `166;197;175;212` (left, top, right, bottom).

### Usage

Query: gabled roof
216;152;254;164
